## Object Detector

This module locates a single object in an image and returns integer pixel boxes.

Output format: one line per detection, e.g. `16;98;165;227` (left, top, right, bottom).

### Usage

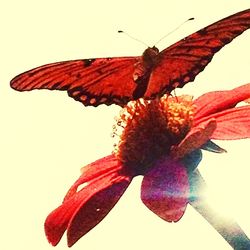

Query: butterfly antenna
154;17;194;46
118;30;150;47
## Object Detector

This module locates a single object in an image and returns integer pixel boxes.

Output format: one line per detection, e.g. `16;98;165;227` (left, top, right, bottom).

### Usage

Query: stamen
112;95;195;175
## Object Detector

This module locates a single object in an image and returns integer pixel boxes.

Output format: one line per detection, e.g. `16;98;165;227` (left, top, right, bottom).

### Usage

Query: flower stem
188;170;250;250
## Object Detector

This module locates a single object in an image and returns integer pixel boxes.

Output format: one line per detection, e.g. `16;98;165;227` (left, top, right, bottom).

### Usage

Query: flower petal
210;106;250;139
194;83;250;122
171;119;217;159
67;175;131;247
64;155;123;201
141;157;189;222
44;155;132;247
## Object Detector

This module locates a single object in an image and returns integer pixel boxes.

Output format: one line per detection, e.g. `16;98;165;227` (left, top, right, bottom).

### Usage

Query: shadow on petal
67;176;131;247
141;157;189;222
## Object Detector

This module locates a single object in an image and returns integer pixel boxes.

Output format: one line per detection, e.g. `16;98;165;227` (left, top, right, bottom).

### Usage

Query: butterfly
11;9;250;107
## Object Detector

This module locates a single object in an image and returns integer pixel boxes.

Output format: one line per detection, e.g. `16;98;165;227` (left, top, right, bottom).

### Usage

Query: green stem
188;170;250;250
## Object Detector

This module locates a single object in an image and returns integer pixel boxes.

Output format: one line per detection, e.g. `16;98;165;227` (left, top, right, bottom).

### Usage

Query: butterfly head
144;46;159;56
142;46;160;65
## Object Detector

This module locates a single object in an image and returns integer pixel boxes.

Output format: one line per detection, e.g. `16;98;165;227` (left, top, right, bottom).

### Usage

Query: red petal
210;106;250;139
141;157;189;222
44;155;132;247
64;155;123;201
171;119;217;159
194;83;250;122
67;175;131;247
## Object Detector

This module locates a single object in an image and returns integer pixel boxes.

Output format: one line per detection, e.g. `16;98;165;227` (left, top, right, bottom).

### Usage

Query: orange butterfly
11;9;250;107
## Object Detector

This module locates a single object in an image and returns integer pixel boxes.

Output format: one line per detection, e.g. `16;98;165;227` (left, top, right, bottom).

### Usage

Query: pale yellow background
1;1;250;249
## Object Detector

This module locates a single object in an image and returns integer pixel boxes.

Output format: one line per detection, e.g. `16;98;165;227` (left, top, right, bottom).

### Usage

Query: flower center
112;95;195;175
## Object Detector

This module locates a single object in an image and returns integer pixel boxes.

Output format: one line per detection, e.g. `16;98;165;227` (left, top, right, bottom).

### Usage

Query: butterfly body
132;46;160;99
11;9;250;107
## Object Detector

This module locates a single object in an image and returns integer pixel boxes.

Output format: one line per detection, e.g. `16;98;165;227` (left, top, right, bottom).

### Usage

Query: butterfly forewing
11;57;139;106
145;8;250;98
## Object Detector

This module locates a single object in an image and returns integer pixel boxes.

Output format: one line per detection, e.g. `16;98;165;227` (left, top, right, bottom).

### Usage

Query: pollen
160;95;195;139
112;95;195;175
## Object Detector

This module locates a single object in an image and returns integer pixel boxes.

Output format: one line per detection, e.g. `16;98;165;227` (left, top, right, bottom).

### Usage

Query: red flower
45;83;250;247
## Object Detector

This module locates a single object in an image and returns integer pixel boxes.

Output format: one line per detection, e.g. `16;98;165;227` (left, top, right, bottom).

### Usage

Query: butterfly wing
145;8;250;98
11;57;139;107
11;9;250;106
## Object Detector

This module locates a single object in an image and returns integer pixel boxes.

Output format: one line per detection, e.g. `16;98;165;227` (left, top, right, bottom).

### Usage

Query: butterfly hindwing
145;8;250;98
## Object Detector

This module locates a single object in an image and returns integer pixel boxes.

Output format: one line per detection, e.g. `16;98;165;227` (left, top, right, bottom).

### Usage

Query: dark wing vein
11;56;139;107
145;8;250;98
